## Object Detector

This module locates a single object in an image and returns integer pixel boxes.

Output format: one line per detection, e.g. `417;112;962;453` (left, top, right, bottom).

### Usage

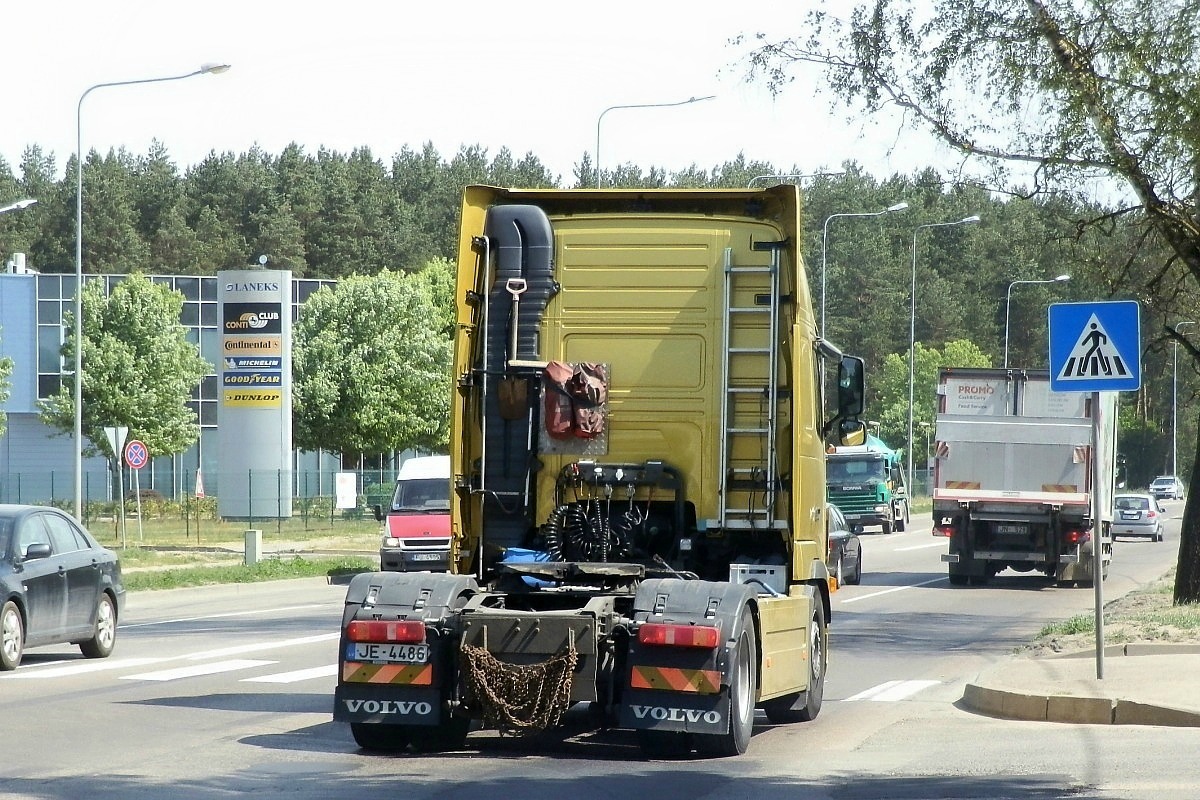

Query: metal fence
0;468;399;526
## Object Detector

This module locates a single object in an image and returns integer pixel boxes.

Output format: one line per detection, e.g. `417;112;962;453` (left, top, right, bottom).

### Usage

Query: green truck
826;435;909;534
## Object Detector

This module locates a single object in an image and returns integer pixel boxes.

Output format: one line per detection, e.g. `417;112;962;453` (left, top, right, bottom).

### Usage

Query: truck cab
826;436;909;534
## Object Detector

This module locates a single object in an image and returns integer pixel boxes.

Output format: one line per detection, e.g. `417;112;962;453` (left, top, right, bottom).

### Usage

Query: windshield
391;478;449;512
827;458;887;483
1115;496;1150;511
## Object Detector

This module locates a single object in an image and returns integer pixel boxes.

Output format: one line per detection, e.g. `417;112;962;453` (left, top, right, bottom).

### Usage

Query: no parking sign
124;439;149;470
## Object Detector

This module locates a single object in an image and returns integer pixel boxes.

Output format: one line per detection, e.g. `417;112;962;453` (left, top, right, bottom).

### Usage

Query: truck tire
894;505;906;532
764;597;827;724
351;722;411;752
697;607;757;757
882;520;893;535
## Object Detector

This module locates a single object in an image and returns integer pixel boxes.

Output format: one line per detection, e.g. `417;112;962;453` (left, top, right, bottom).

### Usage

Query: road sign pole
1092;390;1105;680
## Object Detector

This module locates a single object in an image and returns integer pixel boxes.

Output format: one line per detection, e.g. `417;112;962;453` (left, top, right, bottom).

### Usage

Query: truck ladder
717;243;783;530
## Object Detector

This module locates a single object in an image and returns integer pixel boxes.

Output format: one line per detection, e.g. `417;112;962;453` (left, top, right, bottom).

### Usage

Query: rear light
1064;529;1091;545
638;622;721;649
346;619;426;644
1147;510;1157;518
934;525;954;537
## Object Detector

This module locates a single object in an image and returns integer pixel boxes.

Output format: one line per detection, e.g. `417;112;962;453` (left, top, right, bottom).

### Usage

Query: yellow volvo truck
334;185;867;757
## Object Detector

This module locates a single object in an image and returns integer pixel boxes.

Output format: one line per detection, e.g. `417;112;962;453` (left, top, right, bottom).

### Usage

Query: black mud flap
334;683;444;727
619;689;730;735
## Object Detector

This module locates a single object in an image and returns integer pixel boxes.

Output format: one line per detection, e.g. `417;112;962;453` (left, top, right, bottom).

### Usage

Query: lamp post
74;63;230;519
0;198;37;215
1003;274;1071;368
820;202;909;338
594;95;715;188
908;215;980;494
1173;321;1195;476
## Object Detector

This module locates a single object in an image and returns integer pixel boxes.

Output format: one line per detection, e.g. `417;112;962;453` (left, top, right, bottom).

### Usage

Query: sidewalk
961;644;1200;726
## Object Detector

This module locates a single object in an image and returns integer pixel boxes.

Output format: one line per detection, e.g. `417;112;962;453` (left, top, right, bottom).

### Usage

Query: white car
1148;476;1185;501
1112;493;1165;541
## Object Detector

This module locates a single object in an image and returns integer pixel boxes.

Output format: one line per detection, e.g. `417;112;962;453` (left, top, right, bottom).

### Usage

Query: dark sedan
0;504;125;670
826;502;862;587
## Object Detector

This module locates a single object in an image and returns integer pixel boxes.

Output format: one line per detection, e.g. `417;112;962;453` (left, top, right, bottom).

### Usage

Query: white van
374;455;451;572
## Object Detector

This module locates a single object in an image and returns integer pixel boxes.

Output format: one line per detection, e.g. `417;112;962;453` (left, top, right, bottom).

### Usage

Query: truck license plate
349;643;429;663
410;552;443;562
995;523;1028;535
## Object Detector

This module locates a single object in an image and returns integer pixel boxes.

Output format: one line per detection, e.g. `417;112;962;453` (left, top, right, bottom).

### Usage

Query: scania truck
826;434;909;533
931;367;1115;586
333;185;868;758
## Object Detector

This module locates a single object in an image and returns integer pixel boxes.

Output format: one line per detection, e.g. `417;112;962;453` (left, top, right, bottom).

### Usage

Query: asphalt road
0;503;1191;800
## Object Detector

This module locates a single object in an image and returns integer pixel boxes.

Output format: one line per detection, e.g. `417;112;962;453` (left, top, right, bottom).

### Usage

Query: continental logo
630;665;721;694
342;662;433;686
223;302;283;333
222;336;282;355
223;389;282;408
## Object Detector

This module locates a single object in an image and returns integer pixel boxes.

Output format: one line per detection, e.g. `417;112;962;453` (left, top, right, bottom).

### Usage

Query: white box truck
931;367;1115;586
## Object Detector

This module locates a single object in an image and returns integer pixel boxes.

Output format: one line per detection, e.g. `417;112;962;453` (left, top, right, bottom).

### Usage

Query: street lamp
1003;274;1071;368
0;198;37;215
594;95;715;188
74;63;230;519
1173;321;1195;476
820;202;909;338
908;215;981;494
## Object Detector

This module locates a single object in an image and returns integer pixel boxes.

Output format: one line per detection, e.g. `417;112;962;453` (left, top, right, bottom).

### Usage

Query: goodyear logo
223;371;282;387
223;389;282;408
223;302;283;333
222;336;282;356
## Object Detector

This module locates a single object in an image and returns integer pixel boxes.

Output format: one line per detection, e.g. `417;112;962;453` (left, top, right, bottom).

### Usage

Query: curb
962;682;1200;727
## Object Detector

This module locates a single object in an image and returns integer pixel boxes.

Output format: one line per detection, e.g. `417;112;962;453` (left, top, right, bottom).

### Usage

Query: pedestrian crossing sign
1048;301;1141;392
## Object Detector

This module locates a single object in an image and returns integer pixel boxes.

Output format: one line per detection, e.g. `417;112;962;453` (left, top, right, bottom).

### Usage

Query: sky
0;1;956;189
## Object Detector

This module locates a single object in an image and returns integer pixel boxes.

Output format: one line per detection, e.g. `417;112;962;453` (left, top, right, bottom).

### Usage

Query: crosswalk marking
183;632;339;661
121;659;277;682
241;664;338;684
12;657;168;679
844;680;941;702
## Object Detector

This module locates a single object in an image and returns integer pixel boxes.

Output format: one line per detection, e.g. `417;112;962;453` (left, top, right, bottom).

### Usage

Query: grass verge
122;555;376;592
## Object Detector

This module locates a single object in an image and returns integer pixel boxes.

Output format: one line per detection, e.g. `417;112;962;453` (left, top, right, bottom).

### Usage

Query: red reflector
346;619;426;644
934;526;954;537
638;622;721;649
1065;529;1090;545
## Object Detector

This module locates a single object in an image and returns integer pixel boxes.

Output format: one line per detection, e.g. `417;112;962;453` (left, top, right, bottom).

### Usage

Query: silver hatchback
1112;493;1165;541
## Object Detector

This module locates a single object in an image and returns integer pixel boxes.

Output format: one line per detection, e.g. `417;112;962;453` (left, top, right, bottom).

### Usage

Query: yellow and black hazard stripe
630;665;721;694
342;661;433;685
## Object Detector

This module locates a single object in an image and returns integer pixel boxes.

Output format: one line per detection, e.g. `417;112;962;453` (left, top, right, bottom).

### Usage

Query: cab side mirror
837;355;866;418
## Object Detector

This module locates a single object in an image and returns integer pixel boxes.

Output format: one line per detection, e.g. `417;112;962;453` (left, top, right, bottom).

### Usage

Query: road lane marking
11;657;168;679
184;632;339;661
241;664;338;683
844;680;941;701
122;659;277;682
894;542;946;551
121;604;331;629
837;576;946;604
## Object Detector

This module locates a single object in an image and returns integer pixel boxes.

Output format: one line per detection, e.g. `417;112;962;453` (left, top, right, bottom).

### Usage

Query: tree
291;271;451;464
742;0;1200;600
39;273;210;459
0;328;11;439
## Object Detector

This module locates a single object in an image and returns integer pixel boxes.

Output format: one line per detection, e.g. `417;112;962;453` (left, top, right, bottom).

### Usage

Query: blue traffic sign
1048;301;1141;392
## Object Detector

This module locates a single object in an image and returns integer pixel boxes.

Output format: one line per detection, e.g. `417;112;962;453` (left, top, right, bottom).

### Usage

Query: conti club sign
217;270;294;519
221;302;284;407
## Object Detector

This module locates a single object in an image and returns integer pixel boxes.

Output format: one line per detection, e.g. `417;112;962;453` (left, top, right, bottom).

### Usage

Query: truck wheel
79;592;117;659
698;607;757;757
411;713;471;752
894;508;906;532
351;722;411;751
882;520;893;535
